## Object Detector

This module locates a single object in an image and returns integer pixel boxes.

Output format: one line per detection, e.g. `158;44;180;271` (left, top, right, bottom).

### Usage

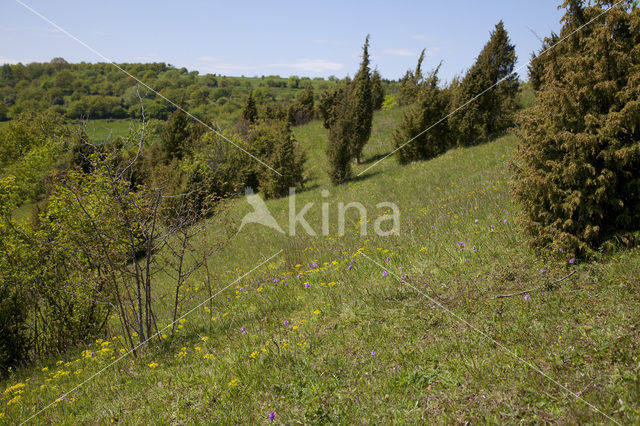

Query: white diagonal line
357;0;626;177
19;249;283;425
13;0;282;176
358;251;620;424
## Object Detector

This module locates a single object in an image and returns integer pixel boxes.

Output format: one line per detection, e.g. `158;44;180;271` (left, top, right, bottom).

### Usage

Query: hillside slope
2;108;640;424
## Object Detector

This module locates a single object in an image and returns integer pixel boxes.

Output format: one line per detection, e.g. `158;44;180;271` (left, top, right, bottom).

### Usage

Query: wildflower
313;309;321;315
228;379;239;388
257;286;263;292
371;350;376;357
401;275;407;280
249;351;259;359
348;265;353;270
569;258;575;264
524;294;531;301
474;219;479;223
382;271;388;277
241;326;246;335
386;257;391;262
203;353;214;360
148;362;158;369
305;283;310;288
540;267;546;274
201;336;209;342
283;320;289;326
42;367;48;372
472;246;477;253
503;219;507;224
269;411;276;421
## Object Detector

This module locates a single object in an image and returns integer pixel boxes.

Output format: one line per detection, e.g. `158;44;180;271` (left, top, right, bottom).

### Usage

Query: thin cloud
381;48;414;57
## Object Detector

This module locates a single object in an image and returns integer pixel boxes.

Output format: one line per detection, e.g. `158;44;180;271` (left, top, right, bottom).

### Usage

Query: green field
2;107;640;424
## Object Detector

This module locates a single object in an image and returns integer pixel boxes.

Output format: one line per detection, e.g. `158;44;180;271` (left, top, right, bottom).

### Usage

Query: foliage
161;104;190;160
0;111;70;203
510;0;640;257
398;48;426;106
326;92;354;185
393;66;452;164
449;21;519;146
349;35;374;164
246;120;306;198
242;92;258;123
371;69;384;110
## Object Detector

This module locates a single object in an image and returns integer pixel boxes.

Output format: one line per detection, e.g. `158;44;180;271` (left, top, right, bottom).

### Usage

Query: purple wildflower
540;267;546;274
401;274;407;280
348;265;353;270
90;351;95;357
241;326;246;335
474;219;479;223
273;278;280;283
569;258;575;264
305;283;310;288
524;294;531;301
283;320;289;325
382;271;388;277
269;411;276;421
386;257;391;262
472;246;477;253
371;350;376;357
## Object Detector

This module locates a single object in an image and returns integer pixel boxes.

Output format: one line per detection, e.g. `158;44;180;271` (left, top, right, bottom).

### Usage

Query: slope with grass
2;106;640;424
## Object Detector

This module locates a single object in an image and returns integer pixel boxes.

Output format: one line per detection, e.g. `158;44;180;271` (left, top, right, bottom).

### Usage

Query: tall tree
510;0;640;257
326;91;354;185
242;91;258;123
350;35;373;164
161;102;190;160
371;69;385;110
449;21;518;146
393;65;451;164
398;48;426;105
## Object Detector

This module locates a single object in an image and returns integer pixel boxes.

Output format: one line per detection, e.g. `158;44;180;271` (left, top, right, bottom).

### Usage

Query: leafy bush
393;68;452;164
510;1;640;257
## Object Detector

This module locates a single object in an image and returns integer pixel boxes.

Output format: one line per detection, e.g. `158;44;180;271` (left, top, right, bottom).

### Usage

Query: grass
2;106;640;424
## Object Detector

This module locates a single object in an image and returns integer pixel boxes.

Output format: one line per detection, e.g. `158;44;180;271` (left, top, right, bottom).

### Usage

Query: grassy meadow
2;104;640;424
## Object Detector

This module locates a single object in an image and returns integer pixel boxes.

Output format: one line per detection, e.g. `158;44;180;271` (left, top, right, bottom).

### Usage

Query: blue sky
0;1;564;81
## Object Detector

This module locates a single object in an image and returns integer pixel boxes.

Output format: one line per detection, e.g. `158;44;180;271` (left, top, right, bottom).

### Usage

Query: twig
491;270;576;299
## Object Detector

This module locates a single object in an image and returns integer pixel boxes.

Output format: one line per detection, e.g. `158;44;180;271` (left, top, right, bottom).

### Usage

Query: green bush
510;1;640;258
393;68;452;164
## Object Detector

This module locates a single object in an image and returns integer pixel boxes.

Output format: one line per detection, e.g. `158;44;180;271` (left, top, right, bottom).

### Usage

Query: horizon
1;0;564;82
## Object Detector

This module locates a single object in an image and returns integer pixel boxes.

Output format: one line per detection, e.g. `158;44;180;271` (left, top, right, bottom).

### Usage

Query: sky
0;1;565;82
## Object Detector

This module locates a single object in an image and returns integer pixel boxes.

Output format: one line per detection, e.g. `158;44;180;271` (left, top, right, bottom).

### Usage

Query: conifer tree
393;66;451;164
398;49;426;105
242;91;258;123
449;21;518;146
510;0;640;257
289;84;314;125
350;35;373;164
251;120;306;198
161;102;189;160
326;92;354;185
371;69;384;110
